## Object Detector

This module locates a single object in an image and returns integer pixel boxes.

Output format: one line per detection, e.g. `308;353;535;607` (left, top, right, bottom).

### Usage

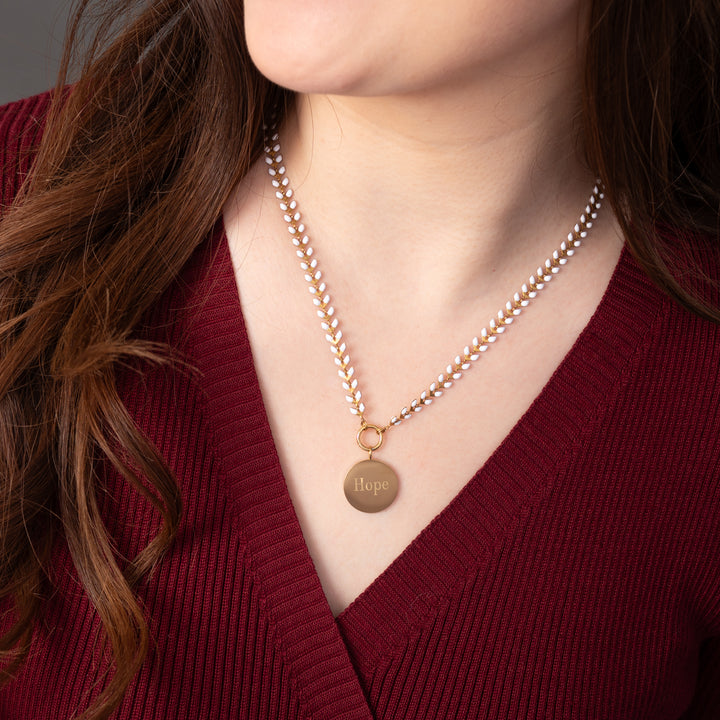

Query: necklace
264;131;603;513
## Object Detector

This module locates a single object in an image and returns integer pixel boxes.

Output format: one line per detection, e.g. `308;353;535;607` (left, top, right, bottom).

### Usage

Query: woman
1;0;719;717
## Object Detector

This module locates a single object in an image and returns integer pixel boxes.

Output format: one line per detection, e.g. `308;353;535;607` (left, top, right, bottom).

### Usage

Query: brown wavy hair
0;0;718;718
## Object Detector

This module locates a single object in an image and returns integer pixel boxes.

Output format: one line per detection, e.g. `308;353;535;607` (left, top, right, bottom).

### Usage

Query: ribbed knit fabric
1;94;719;719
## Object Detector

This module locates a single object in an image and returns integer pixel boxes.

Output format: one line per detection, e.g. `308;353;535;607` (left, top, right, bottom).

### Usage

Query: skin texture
244;0;586;97
226;0;624;616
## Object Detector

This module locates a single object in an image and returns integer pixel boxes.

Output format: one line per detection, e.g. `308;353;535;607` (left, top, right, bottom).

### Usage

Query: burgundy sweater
1;94;720;720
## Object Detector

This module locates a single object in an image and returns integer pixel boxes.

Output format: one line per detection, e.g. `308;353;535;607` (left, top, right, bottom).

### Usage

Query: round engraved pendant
344;459;399;513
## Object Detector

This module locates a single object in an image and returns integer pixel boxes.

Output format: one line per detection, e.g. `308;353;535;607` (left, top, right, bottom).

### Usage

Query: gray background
0;0;74;106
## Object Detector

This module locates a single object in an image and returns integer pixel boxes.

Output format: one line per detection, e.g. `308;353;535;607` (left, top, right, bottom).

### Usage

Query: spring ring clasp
356;422;385;459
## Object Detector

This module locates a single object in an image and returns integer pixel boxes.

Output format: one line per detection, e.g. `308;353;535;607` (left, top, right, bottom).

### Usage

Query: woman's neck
274;76;596;310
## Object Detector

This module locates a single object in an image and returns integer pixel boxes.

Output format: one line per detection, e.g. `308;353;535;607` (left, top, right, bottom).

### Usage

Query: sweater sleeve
0;92;53;212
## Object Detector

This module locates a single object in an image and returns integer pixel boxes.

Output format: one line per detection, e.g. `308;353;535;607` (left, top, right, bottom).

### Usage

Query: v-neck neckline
175;224;664;719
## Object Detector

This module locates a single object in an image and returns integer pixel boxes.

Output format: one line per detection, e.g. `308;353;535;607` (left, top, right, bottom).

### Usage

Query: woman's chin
248;58;376;98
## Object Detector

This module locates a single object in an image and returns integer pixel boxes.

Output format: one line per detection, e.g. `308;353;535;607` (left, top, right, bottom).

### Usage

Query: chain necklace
264;130;604;513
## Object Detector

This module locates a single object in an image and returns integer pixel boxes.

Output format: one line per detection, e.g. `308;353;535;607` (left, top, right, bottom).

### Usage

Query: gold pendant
344;459;399;513
343;422;398;512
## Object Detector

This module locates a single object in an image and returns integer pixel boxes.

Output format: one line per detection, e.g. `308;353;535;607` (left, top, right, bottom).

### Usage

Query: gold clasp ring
356;422;384;458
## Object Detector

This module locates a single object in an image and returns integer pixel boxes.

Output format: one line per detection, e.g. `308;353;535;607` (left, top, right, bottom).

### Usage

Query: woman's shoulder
647;227;720;341
0;91;54;209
